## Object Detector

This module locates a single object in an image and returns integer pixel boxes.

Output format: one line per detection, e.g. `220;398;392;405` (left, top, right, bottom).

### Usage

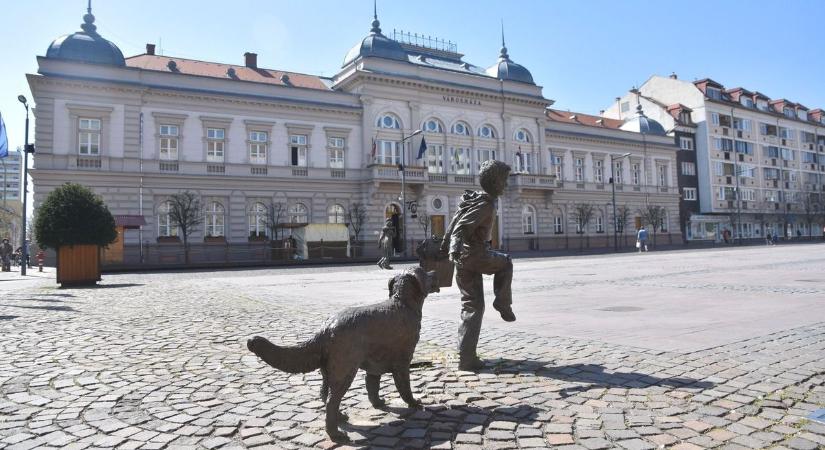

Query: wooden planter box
57;244;101;287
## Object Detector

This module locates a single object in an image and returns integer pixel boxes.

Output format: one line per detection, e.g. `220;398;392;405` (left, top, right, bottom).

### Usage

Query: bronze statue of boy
440;160;515;371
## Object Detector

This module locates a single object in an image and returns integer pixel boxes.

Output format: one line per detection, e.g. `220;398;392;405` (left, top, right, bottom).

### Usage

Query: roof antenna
81;0;97;34
499;19;508;59
370;0;381;34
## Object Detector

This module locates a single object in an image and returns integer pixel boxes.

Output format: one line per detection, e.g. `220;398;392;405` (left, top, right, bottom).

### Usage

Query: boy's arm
449;203;493;262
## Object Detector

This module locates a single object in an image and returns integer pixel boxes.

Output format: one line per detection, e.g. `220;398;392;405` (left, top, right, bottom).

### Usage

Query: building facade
0;150;23;241
27;6;680;264
604;74;825;242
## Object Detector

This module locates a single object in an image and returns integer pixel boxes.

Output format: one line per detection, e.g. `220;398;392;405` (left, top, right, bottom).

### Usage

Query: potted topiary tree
34;183;117;286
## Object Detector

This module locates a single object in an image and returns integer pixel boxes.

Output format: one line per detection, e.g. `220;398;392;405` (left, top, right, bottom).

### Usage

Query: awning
114;215;147;229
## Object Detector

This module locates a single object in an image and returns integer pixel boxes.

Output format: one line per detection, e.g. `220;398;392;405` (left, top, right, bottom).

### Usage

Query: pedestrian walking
636;226;649;252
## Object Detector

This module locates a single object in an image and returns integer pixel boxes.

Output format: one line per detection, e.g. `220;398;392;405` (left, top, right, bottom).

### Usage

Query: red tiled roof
125;54;330;91
546;109;623;129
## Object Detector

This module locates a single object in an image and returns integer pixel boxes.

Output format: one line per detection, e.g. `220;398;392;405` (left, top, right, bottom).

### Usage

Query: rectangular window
707;88;722;100
733;118;752;131
711;112;720;126
683;187;697;201
574;157;584;182
760;123;778;136
327;137;344;168
451;147;471;174
765;190;778;202
631;163;640;185
428;145;445;174
741;189;755;201
552;155;563;179
717;186;735;200
763;168;780;180
679;137;693;150
738;165;755;178
613;161;623;184
764;146;780;158
516;152;533;174
714;161;724;176
734;141;753;155
377;140;399;165
595;216;604;233
249;130;267;164
159;124;179;160
594;160;603;183
554;216;563;234
657;164;667;186
780;148;795;161
477;148;497;173
780;127;795;140
742;97;754;108
801;152;817;163
206;127;225;162
78;118;101;155
290;134;308;166
714;138;734;151
681;162;696;176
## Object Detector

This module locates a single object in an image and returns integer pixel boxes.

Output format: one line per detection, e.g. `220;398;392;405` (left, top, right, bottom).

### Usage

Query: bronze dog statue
247;267;439;442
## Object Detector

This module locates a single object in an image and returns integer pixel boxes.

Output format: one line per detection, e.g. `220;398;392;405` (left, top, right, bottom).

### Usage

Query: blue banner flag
0;112;8;158
416;136;427;160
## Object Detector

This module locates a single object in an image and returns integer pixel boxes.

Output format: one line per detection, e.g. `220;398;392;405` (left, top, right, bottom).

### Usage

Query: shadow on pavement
0;304;78;313
0;315;18;320
341;403;541;448
476;359;715;397
58;283;144;290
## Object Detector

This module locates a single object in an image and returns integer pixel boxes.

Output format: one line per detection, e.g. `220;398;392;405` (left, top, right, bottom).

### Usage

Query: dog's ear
388;275;397;296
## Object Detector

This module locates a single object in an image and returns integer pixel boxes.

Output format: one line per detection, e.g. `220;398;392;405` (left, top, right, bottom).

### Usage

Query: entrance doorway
385;204;402;253
431;215;445;238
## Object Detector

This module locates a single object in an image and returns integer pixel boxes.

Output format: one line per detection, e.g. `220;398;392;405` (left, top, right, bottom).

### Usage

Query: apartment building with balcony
26;5;680;264
604;74;825;242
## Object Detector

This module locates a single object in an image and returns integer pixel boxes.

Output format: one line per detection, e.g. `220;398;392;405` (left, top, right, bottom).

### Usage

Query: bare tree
168;191;203;264
570;203;595;249
801;190;821;238
417;211;430;238
347;202;368;242
615;205;632;247
637;204;667;248
265;201;286;241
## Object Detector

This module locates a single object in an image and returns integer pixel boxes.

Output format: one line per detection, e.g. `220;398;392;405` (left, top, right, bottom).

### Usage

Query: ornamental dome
342;14;407;67
46;4;125;66
620;104;667;136
485;44;534;85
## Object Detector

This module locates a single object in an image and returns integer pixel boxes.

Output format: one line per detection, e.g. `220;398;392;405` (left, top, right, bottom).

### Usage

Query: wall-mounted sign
442;95;481;106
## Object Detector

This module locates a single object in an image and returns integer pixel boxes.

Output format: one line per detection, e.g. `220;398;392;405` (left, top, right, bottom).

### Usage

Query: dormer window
423;119;443;133
798;110;808;121
679;112;691;124
451;122;470;136
741;97;754;108
377;114;401;129
514;128;531;143
783;108;795;119
478;124;497;139
757;100;769;111
706;87;722;100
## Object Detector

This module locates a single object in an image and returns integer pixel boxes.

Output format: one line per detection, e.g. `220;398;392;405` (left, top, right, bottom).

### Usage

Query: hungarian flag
370;138;376;162
0;112;8;158
416;137;427;160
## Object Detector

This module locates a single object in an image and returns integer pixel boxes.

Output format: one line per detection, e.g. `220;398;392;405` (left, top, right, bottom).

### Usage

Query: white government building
27;5;680;264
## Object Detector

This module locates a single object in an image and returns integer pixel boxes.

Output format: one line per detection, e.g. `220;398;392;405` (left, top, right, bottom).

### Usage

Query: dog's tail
247;335;322;373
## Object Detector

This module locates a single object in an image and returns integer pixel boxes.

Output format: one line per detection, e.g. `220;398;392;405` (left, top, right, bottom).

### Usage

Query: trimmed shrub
35;183;117;250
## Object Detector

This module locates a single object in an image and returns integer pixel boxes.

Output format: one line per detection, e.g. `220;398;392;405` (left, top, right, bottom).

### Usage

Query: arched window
328;204;346;224
451;121;471;136
158;201;177;237
478;124;497;139
376;113;401;129
205;201;225;237
522;205;536;235
290;203;308;223
514;128;532;143
248;202;268;238
423;118;444;133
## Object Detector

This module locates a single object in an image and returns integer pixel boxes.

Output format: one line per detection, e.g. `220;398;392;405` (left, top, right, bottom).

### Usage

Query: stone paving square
1;244;824;449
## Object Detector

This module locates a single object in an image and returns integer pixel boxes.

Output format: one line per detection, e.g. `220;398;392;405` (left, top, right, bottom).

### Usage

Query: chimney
599;109;605;115
669;72;678;79
146;43;156;55
244;52;258;69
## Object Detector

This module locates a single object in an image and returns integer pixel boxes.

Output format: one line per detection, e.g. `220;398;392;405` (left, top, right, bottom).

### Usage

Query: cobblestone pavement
1;246;824;449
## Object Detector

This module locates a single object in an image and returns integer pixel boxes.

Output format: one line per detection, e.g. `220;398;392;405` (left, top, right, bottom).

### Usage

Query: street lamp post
398;129;422;257
610;152;631;252
17;95;31;276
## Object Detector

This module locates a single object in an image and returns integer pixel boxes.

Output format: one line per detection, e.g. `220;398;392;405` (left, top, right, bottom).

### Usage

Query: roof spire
499;19;509;59
371;0;382;34
81;0;97;34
